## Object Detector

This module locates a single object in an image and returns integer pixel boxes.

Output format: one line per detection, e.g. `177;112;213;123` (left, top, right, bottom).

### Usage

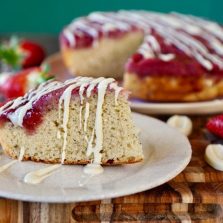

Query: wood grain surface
1;199;223;222
1;115;223;222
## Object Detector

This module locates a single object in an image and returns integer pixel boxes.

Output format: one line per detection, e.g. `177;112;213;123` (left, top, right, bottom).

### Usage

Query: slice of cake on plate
0;77;143;165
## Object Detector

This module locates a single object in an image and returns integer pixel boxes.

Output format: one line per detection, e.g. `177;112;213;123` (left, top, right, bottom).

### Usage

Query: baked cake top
60;11;223;76
0;77;123;132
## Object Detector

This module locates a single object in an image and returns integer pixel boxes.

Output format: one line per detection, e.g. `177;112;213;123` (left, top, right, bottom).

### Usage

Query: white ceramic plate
0;113;191;203
130;99;223;115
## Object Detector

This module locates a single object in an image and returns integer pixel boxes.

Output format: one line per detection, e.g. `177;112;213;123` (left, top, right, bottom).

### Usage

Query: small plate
0;113;191;203
44;53;223;115
130;99;223;115
43;53;73;81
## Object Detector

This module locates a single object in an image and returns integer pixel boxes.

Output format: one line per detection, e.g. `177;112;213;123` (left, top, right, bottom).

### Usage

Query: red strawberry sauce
60;26;140;49
0;83;117;133
61;25;223;77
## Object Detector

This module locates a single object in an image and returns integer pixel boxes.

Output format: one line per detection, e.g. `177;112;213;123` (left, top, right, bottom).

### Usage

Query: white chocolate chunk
167;115;192;136
205;144;223;171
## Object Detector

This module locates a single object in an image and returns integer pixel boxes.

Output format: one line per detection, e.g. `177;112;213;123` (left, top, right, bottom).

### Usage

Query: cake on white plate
0;76;143;165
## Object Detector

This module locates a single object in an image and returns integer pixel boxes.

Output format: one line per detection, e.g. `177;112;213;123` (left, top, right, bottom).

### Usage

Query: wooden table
0;115;223;222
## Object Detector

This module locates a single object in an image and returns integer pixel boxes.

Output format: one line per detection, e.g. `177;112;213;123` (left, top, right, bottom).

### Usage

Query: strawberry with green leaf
0;36;45;71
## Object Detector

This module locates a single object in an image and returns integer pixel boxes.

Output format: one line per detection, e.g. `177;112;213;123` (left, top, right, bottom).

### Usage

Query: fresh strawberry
206;115;223;138
20;40;45;68
0;67;39;99
0;65;53;101
0;37;45;70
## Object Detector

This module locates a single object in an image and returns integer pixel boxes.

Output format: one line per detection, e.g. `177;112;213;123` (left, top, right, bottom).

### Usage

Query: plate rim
0;112;192;203
130;99;223;115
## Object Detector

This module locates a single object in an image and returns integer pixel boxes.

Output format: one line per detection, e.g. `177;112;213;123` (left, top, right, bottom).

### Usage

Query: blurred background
1;0;223;34
0;0;223;55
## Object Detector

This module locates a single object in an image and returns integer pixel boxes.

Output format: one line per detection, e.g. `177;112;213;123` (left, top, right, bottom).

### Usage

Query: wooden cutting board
1;115;223;223
0;199;222;222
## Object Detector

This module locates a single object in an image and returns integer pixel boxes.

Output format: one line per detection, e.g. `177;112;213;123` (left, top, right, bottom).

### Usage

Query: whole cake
60;11;223;101
0;77;143;165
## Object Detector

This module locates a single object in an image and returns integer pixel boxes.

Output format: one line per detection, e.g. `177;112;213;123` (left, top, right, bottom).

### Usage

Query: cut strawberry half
206;115;223;138
20;40;45;68
0;65;53;101
0;67;39;99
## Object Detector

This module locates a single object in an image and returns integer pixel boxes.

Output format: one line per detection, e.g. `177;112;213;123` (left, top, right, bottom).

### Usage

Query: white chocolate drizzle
0;160;17;173
18;147;26;161
79;81;92;129
0;146;26;174
63;28;76;47
86;129;95;157
0;140;99;185
59;82;83;163
159;54;175;61
90;78;115;164
83;163;104;175
79;106;83;129
109;83;123;105
84;102;90;132
62;11;223;70
24;164;61;184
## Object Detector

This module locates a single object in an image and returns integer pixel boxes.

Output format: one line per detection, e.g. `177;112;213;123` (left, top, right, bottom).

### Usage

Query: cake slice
0;77;143;165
